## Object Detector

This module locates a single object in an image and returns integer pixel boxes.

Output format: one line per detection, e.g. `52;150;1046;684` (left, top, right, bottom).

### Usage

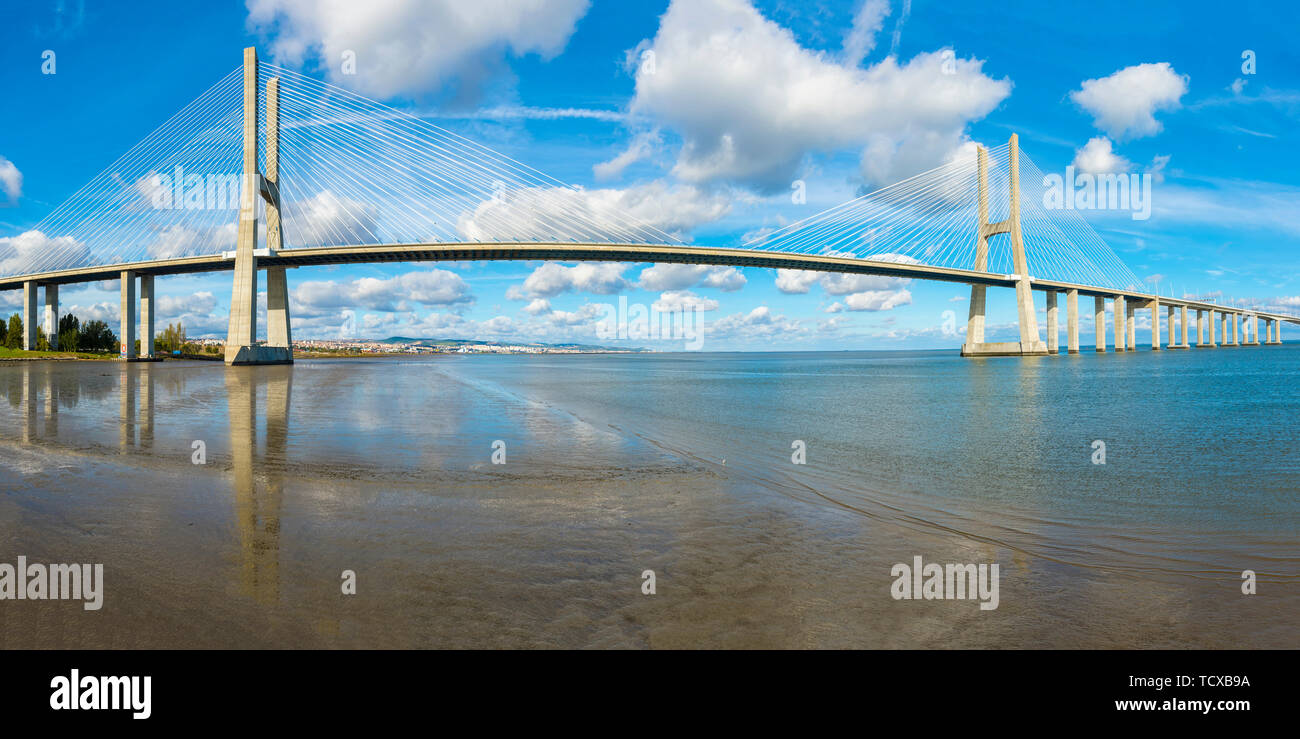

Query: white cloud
842;0;890;67
522;298;551;315
0;156;22;203
246;0;591;100
458;181;729;242
0;230;88;277
652;290;719;312
289;190;380;247
1071;136;1132;174
637;263;746;292
842;288;912;311
293;269;472;314
506;262;629;299
1070;62;1188;140
775;267;911;312
594;129;661;181
708;305;806;340
627;0;1010;191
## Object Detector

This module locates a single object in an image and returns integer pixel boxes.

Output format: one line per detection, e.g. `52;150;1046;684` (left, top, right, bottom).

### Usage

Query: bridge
1;48;1294;363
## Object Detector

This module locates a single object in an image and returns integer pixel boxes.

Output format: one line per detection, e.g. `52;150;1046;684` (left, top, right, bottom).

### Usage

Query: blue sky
2;0;1298;349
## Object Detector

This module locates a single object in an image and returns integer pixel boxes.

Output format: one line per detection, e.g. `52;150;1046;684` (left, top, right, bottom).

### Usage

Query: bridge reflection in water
5;361;290;605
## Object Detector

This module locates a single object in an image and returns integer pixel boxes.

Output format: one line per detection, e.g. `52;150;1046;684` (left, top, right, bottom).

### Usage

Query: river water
0;349;1295;648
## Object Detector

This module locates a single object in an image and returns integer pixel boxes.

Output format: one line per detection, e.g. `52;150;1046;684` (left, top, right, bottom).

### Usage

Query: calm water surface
0;348;1295;647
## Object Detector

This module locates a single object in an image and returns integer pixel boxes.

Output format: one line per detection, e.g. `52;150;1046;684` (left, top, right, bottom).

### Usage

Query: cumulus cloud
0;156;22;203
627;0;1010;191
246;0;591;100
1070;62;1188;140
505;262;629;299
293;269;473;314
774;267;911;312
522;298;551;315
637;263;746;292
708;305;806;340
0;230;88;277
458;181;730;243
1071;136;1133;174
288;190;380;247
652;290;719;312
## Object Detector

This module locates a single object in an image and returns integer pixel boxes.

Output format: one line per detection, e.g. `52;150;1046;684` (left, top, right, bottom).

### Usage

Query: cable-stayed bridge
1;48;1293;363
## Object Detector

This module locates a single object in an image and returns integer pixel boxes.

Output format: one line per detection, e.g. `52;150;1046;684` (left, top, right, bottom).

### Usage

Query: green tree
5;314;22;349
58;313;80;352
78;320;117;353
36;327;49;351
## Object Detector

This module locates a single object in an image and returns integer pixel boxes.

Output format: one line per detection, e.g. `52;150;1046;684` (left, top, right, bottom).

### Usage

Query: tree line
1;313;196;354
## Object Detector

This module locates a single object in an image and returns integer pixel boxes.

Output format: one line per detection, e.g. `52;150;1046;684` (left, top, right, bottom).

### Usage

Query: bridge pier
1176;305;1189;348
1126;301;1136;350
1046;291;1059;354
120;271;136;359
1150;299;1160;350
1066;289;1079;354
140;274;156;359
1265;319;1282;345
1113;296;1126;351
959;135;1046;357
22;281;38;350
1208;310;1218;347
1094;296;1106;352
1231;313;1240;346
225;48;292;366
1246;314;1260;345
43;284;59;350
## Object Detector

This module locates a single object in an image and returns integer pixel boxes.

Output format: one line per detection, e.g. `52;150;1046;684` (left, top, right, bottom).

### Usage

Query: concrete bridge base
227;346;293;365
960;341;1048;357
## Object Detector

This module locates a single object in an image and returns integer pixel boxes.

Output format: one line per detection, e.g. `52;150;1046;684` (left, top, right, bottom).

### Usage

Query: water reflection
226;368;291;604
3;361;292;605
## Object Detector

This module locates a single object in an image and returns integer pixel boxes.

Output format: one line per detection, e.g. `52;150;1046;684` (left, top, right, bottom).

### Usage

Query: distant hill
377;337;643;352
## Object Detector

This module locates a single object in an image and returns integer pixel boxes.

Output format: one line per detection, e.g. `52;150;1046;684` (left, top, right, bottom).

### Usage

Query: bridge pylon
225;47;293;366
960;133;1047;357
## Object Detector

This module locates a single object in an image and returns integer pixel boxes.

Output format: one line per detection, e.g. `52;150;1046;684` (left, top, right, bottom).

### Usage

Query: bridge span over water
2;48;1294;362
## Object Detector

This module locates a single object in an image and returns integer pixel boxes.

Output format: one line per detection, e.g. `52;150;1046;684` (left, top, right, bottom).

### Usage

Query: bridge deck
1;242;1295;324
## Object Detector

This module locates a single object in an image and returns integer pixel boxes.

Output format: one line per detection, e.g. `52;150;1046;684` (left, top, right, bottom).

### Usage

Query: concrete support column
1165;305;1174;349
1232;313;1240;346
1114;296;1126;352
1126;301;1136;350
22;281;38;350
44;284;59;350
1266;319;1282;345
1209;310;1218;347
1066;289;1079;354
1094;296;1106;352
1195;310;1204;346
1179;305;1189;348
120;271;137;359
1250;314;1259;344
1151;299;1161;350
1046;291;1059;354
139;274;155;358
266;267;293;349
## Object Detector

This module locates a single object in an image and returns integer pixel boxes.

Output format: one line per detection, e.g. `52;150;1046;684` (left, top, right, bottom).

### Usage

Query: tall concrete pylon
961;134;1047;357
225;47;293;366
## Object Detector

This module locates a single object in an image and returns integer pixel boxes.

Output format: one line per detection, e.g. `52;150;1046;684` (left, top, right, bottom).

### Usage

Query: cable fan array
2;61;1143;295
0;63;681;280
744;143;1144;292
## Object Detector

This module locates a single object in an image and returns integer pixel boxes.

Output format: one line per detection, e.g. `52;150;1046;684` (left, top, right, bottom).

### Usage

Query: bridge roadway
2;241;1296;327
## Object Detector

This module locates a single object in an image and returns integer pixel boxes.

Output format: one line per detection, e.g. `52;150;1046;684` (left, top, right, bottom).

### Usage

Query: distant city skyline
2;0;1298;350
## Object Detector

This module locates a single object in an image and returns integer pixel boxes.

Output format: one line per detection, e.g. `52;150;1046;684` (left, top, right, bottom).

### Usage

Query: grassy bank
0;347;120;361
